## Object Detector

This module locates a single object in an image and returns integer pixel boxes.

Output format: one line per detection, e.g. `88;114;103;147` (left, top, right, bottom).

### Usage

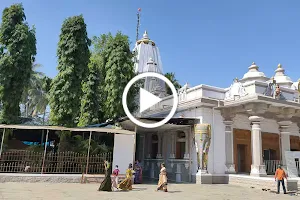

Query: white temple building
120;31;300;187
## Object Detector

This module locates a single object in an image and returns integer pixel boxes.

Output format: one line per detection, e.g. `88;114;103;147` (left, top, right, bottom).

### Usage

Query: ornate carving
277;108;296;120
184;163;189;169
178;83;189;101
225;78;248;100
194;124;211;171
170;163;174;168
244;103;269;115
291;79;300;92
220;108;236;121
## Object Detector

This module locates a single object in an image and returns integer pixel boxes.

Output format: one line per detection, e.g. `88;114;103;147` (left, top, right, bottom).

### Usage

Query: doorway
237;144;247;173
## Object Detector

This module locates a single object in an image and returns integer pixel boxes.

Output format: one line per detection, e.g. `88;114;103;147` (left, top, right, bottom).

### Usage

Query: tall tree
77;34;112;126
49;15;90;127
0;4;37;124
165;72;181;95
103;32;137;120
78;56;102;127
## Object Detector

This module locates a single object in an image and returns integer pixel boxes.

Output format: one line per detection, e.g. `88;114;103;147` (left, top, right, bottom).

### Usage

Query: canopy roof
0;124;135;135
120;117;195;133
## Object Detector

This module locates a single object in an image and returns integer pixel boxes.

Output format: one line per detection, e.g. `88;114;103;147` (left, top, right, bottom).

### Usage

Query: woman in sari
118;163;133;191
156;163;168;192
134;160;143;184
98;160;112;192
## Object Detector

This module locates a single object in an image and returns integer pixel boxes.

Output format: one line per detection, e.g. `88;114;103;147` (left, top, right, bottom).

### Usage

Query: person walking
274;164;287;194
156;163;168;192
111;165;120;191
98;160;112;192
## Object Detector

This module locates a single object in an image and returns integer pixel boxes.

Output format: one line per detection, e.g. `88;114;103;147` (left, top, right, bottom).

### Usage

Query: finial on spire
278;63;282;68
252;62;256;65
143;30;149;39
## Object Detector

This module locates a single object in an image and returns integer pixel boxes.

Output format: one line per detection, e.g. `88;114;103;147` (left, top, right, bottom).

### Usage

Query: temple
133;31;166;97
122;36;300;187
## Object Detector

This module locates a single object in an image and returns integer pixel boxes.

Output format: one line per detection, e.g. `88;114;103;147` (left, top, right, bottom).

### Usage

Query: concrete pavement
0;183;298;200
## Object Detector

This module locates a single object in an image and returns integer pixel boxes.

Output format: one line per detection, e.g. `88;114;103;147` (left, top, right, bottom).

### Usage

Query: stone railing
143;158;191;183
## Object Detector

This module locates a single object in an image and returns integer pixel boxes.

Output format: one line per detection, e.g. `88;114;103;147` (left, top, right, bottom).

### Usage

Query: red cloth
113;169;119;176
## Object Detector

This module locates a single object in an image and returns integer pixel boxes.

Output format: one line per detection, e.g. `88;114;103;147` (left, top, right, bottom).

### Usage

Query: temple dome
133;30;163;74
240;62;268;83
273;64;293;88
136;31;156;46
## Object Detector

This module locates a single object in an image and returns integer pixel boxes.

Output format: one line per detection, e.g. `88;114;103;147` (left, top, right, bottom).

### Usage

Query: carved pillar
249;116;267;177
224;121;236;173
278;121;292;166
221;108;236;174
184;131;190;159
147;133;152;158
156;133;162;158
170;132;175;158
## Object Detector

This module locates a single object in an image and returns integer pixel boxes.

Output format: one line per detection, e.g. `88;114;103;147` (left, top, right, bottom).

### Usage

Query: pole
0;128;6;159
136;8;141;41
133;126;137;164
188;127;192;182
41;129;49;174
85;131;92;175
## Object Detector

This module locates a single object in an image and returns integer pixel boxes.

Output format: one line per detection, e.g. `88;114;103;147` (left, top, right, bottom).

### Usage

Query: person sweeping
275;164;287;194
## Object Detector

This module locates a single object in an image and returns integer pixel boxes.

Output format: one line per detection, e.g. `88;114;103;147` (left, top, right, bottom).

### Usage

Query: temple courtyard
0;183;298;200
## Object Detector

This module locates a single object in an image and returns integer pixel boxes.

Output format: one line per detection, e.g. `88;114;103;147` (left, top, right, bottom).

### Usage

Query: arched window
151;134;158;159
176;131;185;159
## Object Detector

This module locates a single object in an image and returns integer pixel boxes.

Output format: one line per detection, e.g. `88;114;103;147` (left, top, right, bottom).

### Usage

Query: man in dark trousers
274;165;287;194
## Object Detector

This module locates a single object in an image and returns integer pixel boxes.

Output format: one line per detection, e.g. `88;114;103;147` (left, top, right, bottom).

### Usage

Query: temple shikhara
119;30;300;187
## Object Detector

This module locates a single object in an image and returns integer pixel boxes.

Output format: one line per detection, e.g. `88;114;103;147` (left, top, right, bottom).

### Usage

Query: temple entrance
237;144;247;173
233;129;252;173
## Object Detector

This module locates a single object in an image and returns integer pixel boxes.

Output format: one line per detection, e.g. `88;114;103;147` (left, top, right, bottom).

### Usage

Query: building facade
130;31;300;183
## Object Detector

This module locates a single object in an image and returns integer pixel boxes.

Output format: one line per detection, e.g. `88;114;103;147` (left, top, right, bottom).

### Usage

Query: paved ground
0;183;298;200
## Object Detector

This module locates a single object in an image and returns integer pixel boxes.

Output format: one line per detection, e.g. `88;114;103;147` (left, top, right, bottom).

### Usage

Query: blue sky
1;0;300;88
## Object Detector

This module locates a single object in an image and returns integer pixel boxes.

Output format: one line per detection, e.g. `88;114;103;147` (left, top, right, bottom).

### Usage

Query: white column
224;121;236;174
278;121;292;166
249;116;267;177
170;132;175;158
156;133;162;158
184;131;190;159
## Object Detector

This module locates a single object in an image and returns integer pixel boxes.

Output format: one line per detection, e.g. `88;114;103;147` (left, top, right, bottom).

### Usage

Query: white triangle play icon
139;88;162;113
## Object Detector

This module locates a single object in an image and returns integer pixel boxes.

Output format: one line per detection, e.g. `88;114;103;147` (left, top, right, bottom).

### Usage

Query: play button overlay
122;72;178;129
139;88;162;113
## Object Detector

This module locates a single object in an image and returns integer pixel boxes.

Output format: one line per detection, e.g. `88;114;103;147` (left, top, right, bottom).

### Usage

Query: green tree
103;32;137;120
77;34;112;126
0;4;36;124
31;76;52;125
165;72;181;95
49;15;91;127
22;63;45;117
78;57;102;127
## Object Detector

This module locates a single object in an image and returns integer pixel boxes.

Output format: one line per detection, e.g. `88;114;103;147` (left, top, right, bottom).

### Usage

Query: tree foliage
165;72;181;95
57;131;111;154
77;34;112;127
78;56;103;127
0;3;36;124
49;15;91;127
103;32;137;120
22;63;51;122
